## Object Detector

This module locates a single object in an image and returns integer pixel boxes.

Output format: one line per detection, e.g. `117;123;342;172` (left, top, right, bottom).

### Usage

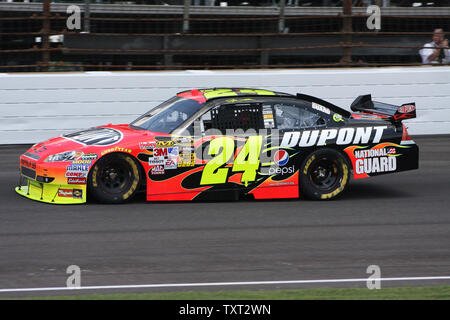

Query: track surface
0;135;449;297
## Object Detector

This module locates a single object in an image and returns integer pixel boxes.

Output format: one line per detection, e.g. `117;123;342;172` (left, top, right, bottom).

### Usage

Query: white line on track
1;276;450;293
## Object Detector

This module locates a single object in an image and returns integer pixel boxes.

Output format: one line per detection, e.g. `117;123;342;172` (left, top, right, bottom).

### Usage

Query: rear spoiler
350;94;416;123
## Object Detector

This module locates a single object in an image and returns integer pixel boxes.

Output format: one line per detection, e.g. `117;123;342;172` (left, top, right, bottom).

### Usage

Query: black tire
300;148;350;200
88;153;142;204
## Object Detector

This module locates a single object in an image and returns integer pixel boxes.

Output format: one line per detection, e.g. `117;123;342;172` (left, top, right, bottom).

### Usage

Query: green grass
15;285;450;300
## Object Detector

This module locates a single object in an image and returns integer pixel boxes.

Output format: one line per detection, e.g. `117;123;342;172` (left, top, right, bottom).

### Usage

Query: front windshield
130;96;202;133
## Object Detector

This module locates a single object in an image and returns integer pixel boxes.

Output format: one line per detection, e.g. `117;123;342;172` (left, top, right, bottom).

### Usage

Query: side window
274;102;325;130
199;103;264;134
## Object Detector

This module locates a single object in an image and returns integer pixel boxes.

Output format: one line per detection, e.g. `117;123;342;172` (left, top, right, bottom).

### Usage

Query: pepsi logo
274;150;289;166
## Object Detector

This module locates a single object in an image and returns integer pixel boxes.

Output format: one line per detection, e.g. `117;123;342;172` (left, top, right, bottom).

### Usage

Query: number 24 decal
200;136;262;187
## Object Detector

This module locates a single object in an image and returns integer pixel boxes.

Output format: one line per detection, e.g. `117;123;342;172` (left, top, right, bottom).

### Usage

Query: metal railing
1;0;449;71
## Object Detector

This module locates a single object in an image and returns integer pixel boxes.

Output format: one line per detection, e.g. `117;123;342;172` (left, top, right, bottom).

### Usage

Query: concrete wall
1;67;449;144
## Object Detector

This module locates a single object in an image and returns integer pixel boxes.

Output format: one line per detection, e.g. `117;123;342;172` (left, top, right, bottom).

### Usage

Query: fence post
42;0;51;72
279;0;286;33
341;0;352;65
85;0;91;33
183;0;191;33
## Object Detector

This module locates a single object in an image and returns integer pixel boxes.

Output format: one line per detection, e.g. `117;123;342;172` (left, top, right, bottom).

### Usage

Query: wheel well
90;152;147;190
300;147;354;174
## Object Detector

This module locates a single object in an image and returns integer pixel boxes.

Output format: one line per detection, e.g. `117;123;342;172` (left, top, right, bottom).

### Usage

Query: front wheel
88;153;142;204
300;148;350;200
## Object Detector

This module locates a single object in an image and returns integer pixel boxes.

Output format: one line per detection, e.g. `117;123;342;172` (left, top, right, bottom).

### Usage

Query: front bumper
15;177;86;204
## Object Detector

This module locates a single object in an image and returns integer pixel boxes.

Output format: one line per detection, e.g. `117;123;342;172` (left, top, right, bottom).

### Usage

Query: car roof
176;88;294;103
176;88;350;118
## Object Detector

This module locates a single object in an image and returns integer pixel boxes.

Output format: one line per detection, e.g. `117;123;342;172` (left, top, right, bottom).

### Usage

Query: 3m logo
154;148;168;157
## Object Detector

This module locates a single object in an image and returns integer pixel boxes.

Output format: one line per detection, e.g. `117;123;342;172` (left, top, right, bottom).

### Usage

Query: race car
16;88;418;204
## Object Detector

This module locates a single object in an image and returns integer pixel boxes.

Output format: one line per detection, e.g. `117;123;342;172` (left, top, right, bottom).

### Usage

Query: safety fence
1;1;450;71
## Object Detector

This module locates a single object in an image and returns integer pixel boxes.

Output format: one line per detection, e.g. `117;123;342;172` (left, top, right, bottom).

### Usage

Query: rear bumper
344;140;419;179
16;178;86;204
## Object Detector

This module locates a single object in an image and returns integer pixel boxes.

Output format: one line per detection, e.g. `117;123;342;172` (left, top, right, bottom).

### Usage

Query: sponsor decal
164;158;178;170
65;171;88;178
333;113;344;122
355;157;396;175
81;153;98;160
354;148;392;158
156;141;175;148
73;189;83;199
354;147;397;175
178;153;195;167
149;157;165;165
21;158;36;169
155;137;175;148
180;146;194;153
71;159;92;165
398;104;415;113
139;141;156;150
66;164;90;171
263;105;275;128
173;137;193;146
387;147;396;155
269;181;295;186
67;177;87;184
312;102;330;115
264;120;275;129
269;165;295;176
65;163;90;178
153;148;168;157
168;147;179;156
63;127;123;146
58;189;73;197
280;126;388;148
101;147;132;156
273;150;289;166
151;165;165;175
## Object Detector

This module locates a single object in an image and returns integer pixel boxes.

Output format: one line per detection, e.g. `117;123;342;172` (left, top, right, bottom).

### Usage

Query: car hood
27;124;166;161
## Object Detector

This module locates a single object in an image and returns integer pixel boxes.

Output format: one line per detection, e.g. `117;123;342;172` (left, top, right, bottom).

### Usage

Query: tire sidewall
88;153;141;204
300;148;350;200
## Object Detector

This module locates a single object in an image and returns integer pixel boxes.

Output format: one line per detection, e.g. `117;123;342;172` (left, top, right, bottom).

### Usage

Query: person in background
419;28;450;64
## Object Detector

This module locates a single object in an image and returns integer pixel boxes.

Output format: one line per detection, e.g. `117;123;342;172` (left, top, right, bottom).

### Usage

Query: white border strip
1;276;450;293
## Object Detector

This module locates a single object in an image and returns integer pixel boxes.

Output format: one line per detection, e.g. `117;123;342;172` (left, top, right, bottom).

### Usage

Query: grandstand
1;1;449;71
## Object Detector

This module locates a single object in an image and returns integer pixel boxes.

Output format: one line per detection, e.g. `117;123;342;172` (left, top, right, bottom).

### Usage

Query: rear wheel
300;148;350;200
88;153;142;204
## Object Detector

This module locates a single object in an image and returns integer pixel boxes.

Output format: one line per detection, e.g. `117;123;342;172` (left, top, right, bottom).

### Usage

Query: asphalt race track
0;135;449;297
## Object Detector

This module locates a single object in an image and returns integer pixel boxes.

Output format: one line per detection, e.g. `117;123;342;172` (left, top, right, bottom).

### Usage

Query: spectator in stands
419;28;450;64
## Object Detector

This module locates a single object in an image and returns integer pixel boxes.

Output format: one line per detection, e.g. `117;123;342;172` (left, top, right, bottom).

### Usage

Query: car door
145;100;266;201
191;101;266;200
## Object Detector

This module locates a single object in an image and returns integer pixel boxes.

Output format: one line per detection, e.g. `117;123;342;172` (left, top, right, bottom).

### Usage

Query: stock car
16;88;418;204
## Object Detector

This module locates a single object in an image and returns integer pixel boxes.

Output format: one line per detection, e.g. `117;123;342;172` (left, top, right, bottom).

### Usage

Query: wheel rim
98;161;132;194
309;157;341;191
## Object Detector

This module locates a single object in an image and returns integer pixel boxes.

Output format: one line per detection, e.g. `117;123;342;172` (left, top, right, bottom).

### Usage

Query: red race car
16;88;418;204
